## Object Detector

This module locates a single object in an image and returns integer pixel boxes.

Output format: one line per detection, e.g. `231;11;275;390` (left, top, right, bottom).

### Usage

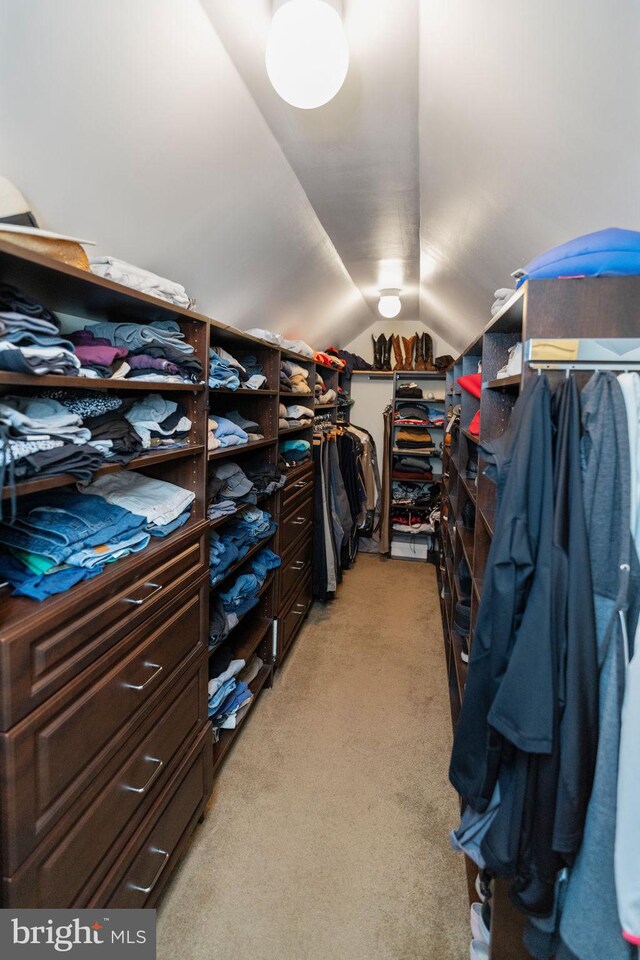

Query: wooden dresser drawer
277;572;312;664
3;658;209;905
94;724;213;908
279;493;313;556
282;464;313;512
279;535;312;611
0;576;208;873
0;520;209;730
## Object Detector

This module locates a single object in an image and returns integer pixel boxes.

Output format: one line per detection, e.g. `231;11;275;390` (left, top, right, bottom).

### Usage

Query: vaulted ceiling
0;0;638;352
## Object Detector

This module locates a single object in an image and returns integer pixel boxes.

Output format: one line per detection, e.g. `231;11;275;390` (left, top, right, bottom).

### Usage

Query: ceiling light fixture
266;0;349;110
378;289;402;319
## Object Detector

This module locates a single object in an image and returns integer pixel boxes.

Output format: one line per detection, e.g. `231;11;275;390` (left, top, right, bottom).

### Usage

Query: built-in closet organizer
206;328;281;775
0;241;212;908
439;277;640;960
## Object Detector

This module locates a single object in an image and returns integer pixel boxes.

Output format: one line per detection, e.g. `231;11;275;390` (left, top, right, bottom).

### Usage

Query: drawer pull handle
128;847;170;894
123;662;163;691
291;518;306;525
290;561;306;570
295;602;306;610
293;480;307;488
123;756;164;794
123;582;163;606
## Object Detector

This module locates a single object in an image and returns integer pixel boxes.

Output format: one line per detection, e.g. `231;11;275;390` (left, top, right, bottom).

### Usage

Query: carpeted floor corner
157;554;469;960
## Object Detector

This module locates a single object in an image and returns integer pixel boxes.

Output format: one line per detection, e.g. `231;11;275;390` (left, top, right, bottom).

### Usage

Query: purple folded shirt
127;354;179;374
68;330;113;347
75;344;129;366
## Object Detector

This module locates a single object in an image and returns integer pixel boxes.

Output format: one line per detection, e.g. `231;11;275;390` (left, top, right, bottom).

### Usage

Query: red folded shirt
457;373;481;399
468;410;481;436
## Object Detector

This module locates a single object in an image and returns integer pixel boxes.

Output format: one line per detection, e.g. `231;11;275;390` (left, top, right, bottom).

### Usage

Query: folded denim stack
281;360;311;395
80;470;194;532
392;455;434;480
0;490;154;600
225;409;264;441
217;656;264;729
207;658;246;719
0;285;81;377
123;394;192;449
283;403;314;428
89;256;194;309
218;547;281;617
279;438;311;468
209;415;249;449
209;508;277;586
78;320;202;383
208;347;241;390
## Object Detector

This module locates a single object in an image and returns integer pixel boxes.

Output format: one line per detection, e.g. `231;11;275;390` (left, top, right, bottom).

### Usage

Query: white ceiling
0;0;639;353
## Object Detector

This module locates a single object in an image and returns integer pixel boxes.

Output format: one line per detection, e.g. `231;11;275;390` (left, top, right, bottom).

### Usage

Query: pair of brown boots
392;332;435;371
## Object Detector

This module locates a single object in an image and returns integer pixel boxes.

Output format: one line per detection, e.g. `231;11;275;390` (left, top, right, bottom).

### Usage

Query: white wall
0;0;372;347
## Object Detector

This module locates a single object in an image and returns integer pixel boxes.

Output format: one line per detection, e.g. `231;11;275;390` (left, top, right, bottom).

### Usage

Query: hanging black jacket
450;377;555;812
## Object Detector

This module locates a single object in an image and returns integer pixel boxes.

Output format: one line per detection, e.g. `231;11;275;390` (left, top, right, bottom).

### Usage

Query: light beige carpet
157;554;469;960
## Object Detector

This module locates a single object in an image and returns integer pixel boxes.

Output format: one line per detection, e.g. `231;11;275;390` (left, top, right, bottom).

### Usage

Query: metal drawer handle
291;517;306;525
128;847;170;893
123;662;163;691
123;582;163;606
292;611;305;617
293;480;307;488
123;756;164;794
295;602;306;610
290;561;306;570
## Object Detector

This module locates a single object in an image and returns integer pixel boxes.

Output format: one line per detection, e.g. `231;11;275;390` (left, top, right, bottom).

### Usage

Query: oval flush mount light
266;0;349;109
378;289;402;318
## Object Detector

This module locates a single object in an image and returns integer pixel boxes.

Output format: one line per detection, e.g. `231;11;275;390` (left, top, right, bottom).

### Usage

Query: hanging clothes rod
531;361;640;373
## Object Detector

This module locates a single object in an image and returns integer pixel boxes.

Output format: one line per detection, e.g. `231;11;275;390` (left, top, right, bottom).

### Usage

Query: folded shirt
90;257;193;309
79;470;195;527
0;341;80;376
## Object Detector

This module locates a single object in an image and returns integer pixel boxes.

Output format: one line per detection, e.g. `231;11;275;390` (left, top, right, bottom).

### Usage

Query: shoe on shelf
475;870;494;903
461;634;469;663
470;939;490;960
496;342;523;380
470;902;491;945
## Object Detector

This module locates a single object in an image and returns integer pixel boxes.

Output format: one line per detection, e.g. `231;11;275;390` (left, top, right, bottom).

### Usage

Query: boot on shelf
423;332;436;371
392;334;404;370
372;334;384;370
382;335;393;371
402;335;416;371
414;333;427;370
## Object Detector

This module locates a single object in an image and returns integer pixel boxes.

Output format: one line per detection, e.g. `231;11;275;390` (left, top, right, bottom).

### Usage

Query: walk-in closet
0;2;638;959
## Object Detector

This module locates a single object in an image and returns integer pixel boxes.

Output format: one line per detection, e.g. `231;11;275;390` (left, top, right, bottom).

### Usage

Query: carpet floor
157;554;469;960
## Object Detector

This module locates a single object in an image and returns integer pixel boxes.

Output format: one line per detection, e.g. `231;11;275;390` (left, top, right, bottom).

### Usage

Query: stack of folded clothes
224;410;264;441
392;479;438;506
209;508;277;586
209;548;281;647
394;423;436;451
392;455;434;480
124;394;192;449
281;360;311;395
207;461;255;519
281;403;314;429
279;438;311;468
0;471;194;600
0;284;81;376
314;372;325;401
89;256;194;308
391;513;436;535
316;382;337;405
337;387;354;409
243;461;285;496
208;654;265;732
208;415;248;450
69;320;202;383
396;382;423;399
314;351;346;369
245;329;314;359
394;401;443;427
208;346;267;391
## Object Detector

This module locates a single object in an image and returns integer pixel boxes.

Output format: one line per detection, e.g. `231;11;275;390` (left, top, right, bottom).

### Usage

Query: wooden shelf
208;437;276;460
0;372;204;392
211;663;273;775
232;617;273;665
314;402;337;409
2;444;204;501
484;375;520;391
279;346;315;363
278;423;313;436
208;387;277;396
458;471;477;504
278;389;312;398
461;429;479;444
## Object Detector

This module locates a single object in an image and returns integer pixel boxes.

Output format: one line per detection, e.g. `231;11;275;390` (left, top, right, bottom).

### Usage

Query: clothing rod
530;362;640;372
